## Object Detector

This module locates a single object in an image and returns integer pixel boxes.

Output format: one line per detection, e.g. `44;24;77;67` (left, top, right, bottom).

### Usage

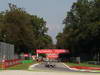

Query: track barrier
2;59;22;69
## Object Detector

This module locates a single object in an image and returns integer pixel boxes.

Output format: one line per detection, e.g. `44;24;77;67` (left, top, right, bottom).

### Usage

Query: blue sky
0;0;77;43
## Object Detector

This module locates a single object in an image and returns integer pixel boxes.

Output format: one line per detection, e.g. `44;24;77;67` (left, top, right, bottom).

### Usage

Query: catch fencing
0;42;14;62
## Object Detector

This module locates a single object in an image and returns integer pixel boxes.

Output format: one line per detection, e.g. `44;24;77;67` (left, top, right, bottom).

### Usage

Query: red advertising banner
23;54;29;57
53;49;67;53
37;49;52;54
2;59;22;69
36;49;69;54
46;54;58;59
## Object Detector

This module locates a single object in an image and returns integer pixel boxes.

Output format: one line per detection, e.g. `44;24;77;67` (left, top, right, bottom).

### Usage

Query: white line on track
63;63;79;71
28;63;39;70
63;63;98;72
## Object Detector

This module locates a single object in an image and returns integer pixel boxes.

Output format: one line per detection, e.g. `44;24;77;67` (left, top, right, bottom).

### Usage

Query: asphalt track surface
0;70;100;75
30;62;100;73
31;62;74;72
0;62;100;75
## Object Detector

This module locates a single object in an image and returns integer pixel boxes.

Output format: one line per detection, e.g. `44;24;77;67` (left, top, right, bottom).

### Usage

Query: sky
0;0;77;44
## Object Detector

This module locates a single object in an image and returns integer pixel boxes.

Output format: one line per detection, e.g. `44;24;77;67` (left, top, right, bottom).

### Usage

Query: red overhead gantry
36;49;69;54
36;49;69;59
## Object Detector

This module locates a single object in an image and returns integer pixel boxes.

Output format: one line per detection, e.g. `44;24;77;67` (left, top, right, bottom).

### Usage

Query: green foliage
0;3;53;54
56;0;100;60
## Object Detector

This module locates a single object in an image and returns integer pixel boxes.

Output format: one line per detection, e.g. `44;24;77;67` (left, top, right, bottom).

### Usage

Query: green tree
56;0;100;61
0;3;53;54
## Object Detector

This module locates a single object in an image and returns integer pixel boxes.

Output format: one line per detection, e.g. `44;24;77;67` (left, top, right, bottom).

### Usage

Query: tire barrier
2;59;22;69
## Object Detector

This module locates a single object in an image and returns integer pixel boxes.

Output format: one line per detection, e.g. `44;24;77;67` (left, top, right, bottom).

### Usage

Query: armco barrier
2;59;23;69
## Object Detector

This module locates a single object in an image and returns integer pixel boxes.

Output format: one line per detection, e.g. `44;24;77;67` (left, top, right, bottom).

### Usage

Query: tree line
56;0;100;61
0;3;53;54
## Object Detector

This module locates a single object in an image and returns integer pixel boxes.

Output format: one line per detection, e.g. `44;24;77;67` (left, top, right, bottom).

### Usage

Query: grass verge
0;60;37;70
66;62;100;68
0;64;2;70
7;63;34;70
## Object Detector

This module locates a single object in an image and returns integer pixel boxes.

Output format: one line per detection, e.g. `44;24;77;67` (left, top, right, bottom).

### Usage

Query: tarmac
0;70;100;75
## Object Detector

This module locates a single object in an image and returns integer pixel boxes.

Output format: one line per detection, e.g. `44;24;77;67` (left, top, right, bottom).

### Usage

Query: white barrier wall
0;42;14;62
